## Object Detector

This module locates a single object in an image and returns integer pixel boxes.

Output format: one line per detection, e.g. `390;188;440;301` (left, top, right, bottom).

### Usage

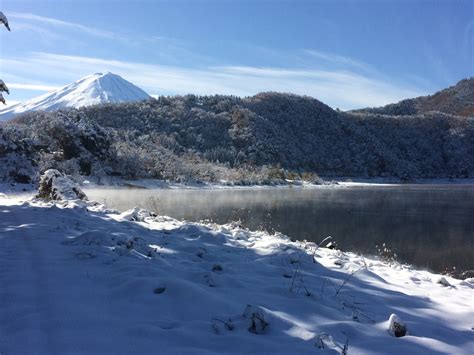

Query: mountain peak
91;72;117;78
0;72;150;120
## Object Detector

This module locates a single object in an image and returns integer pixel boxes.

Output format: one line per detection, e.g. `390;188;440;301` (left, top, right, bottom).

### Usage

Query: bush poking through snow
37;169;87;201
211;318;234;334
114;236;155;258
288;255;312;296
459;270;474;279
243;305;269;334
64;230;158;261
212;264;223;272
119;207;157;222
74;252;96;260
196;248;206;259
153;287;166;294
203;273;216;287
375;242;398;264
437;276;452;287
388;313;407;337
316;333;349;354
64;231;114;246
335;265;365;296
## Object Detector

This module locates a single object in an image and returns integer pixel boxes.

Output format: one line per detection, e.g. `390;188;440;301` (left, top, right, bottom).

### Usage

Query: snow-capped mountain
0;72;150;120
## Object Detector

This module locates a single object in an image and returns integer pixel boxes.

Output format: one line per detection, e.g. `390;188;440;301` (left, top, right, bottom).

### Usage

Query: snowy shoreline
1;191;473;354
82;177;474;190
2;176;474;194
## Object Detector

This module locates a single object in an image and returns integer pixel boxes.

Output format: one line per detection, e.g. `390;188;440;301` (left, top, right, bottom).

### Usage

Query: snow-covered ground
0;191;472;354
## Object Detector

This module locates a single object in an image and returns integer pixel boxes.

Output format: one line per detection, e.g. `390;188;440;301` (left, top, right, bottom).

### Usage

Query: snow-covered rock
388;313;407;337
436;276;452;287
0;72;150;120
36;169;87;201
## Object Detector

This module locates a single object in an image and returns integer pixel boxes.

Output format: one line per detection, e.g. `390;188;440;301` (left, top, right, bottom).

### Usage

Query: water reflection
86;185;474;276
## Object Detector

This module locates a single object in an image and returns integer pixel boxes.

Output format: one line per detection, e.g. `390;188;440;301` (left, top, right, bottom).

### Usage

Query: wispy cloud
4;52;426;110
304;49;373;72
8;83;59;91
7;12;210;66
9;12;121;40
9;22;62;42
302;49;392;82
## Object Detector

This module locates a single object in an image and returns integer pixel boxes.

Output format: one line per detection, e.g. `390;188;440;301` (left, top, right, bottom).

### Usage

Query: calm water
86;185;474;276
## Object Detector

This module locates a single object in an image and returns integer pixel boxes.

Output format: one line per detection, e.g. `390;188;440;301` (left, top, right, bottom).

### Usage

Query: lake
85;184;474;277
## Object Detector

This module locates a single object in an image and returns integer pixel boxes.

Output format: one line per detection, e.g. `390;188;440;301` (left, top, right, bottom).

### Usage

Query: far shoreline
0;176;474;194
2;176;474;194
82;176;474;190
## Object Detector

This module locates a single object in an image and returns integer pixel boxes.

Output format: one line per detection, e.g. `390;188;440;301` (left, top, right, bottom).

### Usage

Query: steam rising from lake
86;185;474;276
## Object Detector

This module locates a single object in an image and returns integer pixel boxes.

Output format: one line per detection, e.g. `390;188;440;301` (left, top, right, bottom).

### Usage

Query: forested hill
1;91;473;184
352;78;474;117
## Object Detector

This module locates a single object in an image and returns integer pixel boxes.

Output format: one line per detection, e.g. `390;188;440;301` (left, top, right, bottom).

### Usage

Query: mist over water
86;185;474;276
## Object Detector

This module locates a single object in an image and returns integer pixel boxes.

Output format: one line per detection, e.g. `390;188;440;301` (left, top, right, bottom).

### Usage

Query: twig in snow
335;266;365;297
342;337;349;355
288;254;311;296
211;317;234;333
316;333;349;354
312;236;332;263
318;236;333;248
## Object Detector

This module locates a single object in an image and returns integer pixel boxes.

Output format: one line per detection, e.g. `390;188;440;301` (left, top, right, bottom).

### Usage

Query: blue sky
0;0;472;109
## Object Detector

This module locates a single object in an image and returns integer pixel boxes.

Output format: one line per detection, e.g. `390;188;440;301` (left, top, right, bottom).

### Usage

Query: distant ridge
352;78;474;117
0;72;150;121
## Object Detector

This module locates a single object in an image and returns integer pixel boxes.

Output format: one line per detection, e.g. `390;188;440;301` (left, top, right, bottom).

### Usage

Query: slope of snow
0;72;150;120
0;193;472;354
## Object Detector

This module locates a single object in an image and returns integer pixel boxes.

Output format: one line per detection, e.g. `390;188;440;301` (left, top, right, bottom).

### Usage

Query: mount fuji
0;72;150;120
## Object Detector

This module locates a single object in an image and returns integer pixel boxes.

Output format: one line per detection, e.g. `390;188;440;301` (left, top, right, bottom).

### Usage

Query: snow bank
0;193;472;354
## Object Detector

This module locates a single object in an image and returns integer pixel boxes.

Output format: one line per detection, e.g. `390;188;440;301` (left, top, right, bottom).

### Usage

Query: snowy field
0;192;473;354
